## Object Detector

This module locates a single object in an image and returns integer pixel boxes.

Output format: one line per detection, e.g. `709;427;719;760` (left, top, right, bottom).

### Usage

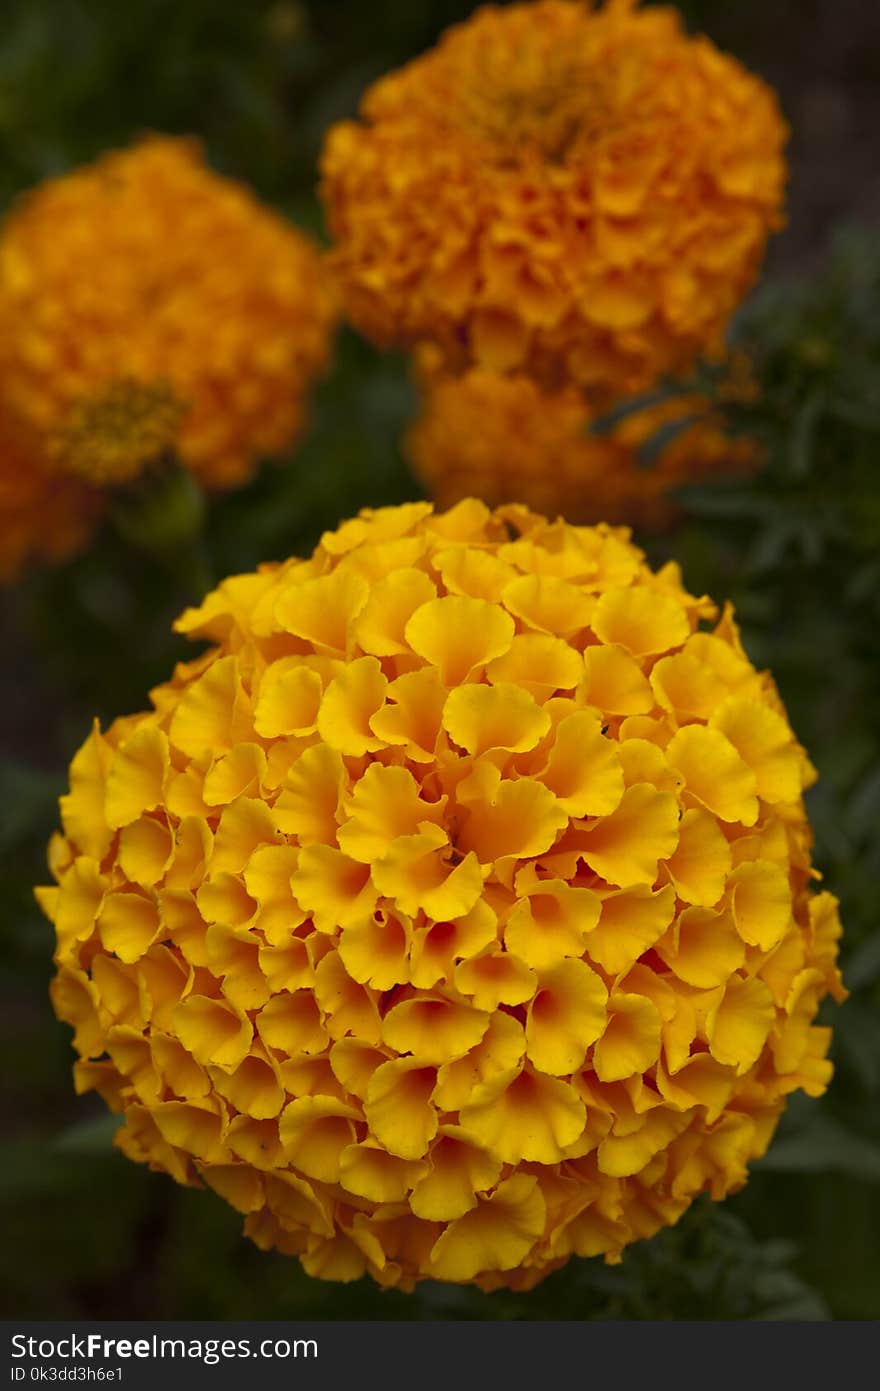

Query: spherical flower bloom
406;359;759;529
39;499;844;1291
321;0;787;400
0;136;336;492
0;408;102;582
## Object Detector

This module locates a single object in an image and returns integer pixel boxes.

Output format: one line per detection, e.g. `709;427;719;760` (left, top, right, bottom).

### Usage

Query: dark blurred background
1;0;879;1321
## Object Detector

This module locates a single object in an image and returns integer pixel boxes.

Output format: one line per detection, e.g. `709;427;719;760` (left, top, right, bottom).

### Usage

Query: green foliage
0;0;878;1324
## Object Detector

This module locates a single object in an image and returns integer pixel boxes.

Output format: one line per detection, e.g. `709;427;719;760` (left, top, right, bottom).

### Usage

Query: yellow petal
353;567;437;656
317;656;388;755
442;681;550;757
59;719;114;859
526;959;609;1075
728;858;792;952
97;890;160;964
54;857;107;943
460;1065;586;1164
202;742;267;806
245;844;306;947
371;830;484;922
364;1058;438;1159
537;710;624;817
664;807;731;907
49;966;103;1056
196;872;257;930
205;923;270;1011
405;596;514;685
151;1100;228;1164
169;655;250;759
706;974;776;1072
428;1173;545;1282
657;906;746;988
501;573;594;638
173;994;253;1071
433;1012;525;1112
592;586;689;657
409;900;498;989
313;950;382;1045
163;815;213;891
202;1164;265;1214
338;1140;427;1203
409;1125;502;1221
291;844;377;933
339;910;411;990
650;648;730;722
254;661;324;739
432;544;518;604
274;568;369;654
587;884;676;976
710;695;803;803
329;1039;390;1101
582;643;654;715
576;783;680;887
504;872;600;970
278;1095;361;1181
655;1054;734;1123
454;950;537;1011
273;743;345;843
457;774;568;864
338;763;445;863
209;1050;285;1119
666;725;758;825
597;1107;690;1178
486;633;583;700
382;997;490;1064
211;797;278;874
105;726;169;829
592;992;663;1082
117;815;173;886
257;990;328;1056
368;667;447;762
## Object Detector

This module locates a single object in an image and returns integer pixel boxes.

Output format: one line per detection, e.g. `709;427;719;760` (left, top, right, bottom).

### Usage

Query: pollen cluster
40;501;844;1291
0;136;335;493
320;0;787;400
407;363;759;529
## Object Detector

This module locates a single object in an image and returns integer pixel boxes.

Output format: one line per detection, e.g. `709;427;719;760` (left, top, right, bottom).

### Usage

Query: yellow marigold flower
321;0;786;399
0;136;335;492
39;500;845;1291
407;360;758;529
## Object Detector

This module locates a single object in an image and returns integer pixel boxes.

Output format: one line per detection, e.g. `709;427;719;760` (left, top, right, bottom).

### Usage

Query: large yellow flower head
0;136;336;492
321;0;787;399
406;360;759;529
40;500;844;1291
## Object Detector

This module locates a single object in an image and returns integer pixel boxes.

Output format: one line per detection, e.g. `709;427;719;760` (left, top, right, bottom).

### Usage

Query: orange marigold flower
0;136;336;492
39;500;844;1291
406;360;759;528
321;0;787;399
0;408;102;582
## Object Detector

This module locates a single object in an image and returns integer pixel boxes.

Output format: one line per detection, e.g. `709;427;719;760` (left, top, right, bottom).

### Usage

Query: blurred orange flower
321;0;786;400
0;136;335;494
0;409;102;582
406;358;759;528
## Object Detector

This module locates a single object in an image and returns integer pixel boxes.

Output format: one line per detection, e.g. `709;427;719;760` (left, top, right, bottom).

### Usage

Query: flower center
454;46;615;163
52;378;184;486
